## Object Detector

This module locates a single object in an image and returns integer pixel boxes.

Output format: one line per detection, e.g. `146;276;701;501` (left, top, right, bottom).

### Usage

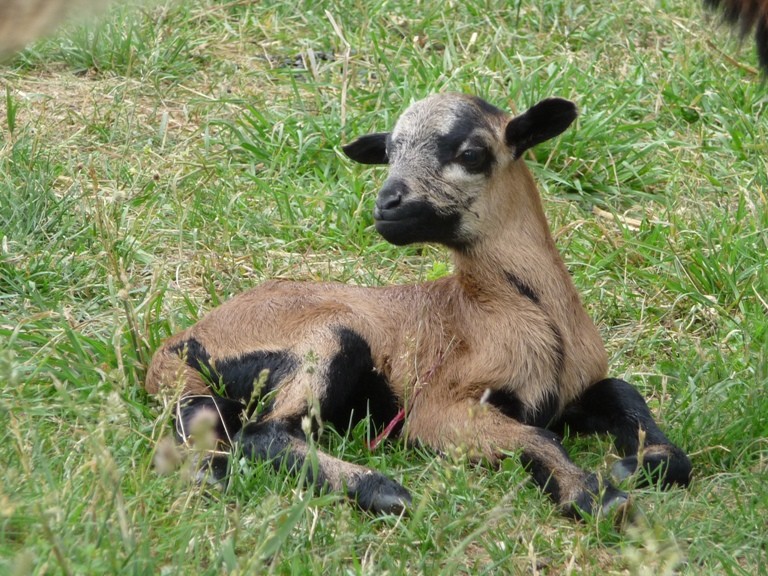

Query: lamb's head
342;93;577;249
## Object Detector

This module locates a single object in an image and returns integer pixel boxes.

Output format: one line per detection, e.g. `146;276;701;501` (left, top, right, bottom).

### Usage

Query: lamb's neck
453;207;575;312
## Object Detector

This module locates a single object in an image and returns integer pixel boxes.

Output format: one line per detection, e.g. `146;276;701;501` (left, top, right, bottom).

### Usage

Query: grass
0;0;766;573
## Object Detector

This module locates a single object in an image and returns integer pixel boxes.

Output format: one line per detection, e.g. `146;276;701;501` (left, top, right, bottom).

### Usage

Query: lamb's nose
376;180;407;211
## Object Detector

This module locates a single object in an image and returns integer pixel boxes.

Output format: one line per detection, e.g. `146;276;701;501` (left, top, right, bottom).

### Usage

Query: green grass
1;0;766;573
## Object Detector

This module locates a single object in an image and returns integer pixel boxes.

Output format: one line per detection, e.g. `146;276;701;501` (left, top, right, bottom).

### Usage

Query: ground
0;0;766;574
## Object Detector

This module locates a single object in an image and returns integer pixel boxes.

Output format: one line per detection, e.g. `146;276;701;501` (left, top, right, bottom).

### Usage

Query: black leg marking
556;378;692;488
322;328;400;432
194;453;231;487
170;338;298;406
485;388;560;428
236;420;312;475
176;394;245;445
175;395;246;487
236;420;329;495
520;447;562;504
568;474;630;520
759;19;768;72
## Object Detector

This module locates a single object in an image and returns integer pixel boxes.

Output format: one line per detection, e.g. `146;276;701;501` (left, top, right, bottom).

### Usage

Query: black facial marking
170;338;297;405
374;198;464;248
322;327;400;432
375;178;408;212
467;95;506;117
456;147;493;175
435;111;495;176
504;271;540;305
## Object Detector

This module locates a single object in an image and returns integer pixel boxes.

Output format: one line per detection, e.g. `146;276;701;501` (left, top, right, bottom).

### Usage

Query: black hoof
351;472;412;515
612;448;692;488
194;453;230;487
600;489;631;517
565;474;630;521
611;456;637;482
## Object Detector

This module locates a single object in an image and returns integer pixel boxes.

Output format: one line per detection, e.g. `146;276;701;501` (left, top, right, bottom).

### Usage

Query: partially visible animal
146;93;692;517
0;0;107;57
706;0;768;71
1;0;767;73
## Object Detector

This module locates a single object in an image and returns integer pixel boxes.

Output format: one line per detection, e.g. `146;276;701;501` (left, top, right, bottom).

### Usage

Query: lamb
145;93;692;518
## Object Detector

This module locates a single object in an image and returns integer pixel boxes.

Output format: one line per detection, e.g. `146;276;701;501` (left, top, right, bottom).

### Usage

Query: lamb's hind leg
556;378;692;488
238;327;410;514
146;340;248;483
176;394;246;484
158;326;411;513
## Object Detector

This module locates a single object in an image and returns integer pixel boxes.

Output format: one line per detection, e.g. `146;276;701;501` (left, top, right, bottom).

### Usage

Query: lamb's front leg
236;418;412;515
555;378;692;488
405;395;629;518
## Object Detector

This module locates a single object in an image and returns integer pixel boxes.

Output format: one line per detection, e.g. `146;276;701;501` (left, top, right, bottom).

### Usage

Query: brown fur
0;0;111;57
146;159;607;448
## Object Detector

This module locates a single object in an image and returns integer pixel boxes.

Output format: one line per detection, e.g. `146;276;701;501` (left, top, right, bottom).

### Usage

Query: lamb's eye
457;148;488;171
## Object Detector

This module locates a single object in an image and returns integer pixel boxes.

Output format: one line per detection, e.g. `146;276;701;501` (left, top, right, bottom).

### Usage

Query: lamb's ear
505;98;577;159
342;132;390;165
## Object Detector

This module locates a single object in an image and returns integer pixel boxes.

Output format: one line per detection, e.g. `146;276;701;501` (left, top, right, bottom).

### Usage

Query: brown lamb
146;94;692;517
